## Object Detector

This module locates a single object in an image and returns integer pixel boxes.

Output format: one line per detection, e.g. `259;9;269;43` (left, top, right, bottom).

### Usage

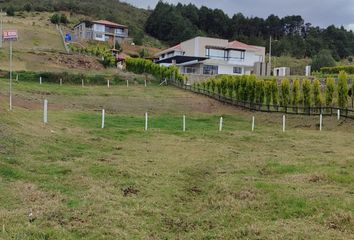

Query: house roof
227;40;259;50
92;20;127;28
156;44;183;56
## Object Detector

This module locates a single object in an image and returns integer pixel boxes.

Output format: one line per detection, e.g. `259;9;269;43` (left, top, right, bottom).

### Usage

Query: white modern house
155;37;265;75
74;20;129;44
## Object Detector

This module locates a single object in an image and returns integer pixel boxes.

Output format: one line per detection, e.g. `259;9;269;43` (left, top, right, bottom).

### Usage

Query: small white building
155;37;265;76
273;67;290;77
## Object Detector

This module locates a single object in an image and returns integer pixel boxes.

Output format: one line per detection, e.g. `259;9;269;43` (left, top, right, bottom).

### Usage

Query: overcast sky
123;0;354;31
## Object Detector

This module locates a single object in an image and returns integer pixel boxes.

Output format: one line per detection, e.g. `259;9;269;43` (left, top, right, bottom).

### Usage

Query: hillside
0;79;353;239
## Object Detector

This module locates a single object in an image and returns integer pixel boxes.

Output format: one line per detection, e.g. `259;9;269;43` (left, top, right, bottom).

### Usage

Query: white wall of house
93;24;105;41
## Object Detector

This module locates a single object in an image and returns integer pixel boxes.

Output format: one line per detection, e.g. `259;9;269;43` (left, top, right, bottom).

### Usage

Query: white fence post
252;116;255;132
107;80;110;88
126;80;129;87
183;115;186;132
320;114;323;131
337;109;340;120
145;112;148;131
283;115;286;132
39;76;42;85
60;78;62;86
101;109;105;129
219;117;223;132
81;79;84;87
16;74;18;81
43;99;48;124
144;79;147;87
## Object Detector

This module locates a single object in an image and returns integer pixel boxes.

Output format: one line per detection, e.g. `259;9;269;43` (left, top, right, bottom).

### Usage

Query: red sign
3;30;18;41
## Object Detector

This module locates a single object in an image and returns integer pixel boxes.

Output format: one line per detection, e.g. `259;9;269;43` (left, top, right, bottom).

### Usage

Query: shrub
271;79;279;105
6;6;15;16
227;77;234;98
325;78;335;106
255;80;265;105
321;65;354;75
280;79;290;106
247;75;256;104
50;13;61;24
220;76;228;96
264;81;272;108
302;79;312;108
313;79;322;107
312;49;336;72
337;71;349;108
24;3;32;12
292;79;301;107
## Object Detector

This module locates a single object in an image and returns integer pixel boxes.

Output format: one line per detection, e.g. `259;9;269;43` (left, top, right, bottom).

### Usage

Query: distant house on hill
155;37;266;76
73;20;129;44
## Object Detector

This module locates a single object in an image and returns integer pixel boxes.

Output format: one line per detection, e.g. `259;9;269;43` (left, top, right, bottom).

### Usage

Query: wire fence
170;80;354;120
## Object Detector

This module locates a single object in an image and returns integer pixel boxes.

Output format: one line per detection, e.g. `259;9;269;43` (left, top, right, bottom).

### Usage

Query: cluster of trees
146;2;354;60
194;71;352;108
125;58;183;81
50;13;69;25
321;65;354;75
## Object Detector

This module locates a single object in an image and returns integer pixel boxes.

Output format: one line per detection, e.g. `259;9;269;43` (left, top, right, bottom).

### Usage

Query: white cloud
346;23;354;32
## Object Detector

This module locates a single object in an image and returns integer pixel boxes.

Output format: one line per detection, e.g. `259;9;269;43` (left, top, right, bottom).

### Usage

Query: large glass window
93;24;105;32
203;65;218;75
228;50;245;60
205;48;226;60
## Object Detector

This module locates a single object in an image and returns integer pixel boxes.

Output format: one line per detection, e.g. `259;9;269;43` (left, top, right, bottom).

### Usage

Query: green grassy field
0;79;353;239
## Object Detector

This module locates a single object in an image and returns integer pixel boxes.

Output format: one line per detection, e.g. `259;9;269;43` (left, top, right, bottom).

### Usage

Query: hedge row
194;71;353;108
321;65;354;74
14;71;125;85
125;58;184;82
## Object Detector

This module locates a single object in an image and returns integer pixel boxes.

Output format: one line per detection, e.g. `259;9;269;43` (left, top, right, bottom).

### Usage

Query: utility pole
0;9;3;48
9;40;12;110
269;35;272;76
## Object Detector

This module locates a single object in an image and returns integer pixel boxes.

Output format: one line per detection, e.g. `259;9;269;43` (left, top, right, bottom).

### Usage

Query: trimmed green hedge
12;71;125;85
321;66;354;74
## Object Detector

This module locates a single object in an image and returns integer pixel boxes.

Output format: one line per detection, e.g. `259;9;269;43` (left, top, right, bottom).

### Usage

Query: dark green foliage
145;2;354;59
50;13;69;25
312;50;336;72
337;71;349;108
133;31;144;46
325;78;335;106
24;3;32;12
247;75;256;104
6;6;15;16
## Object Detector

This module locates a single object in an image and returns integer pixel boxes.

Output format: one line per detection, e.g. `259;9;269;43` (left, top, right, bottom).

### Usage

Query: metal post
43;99;48;124
320;114;323;131
101;109;105;129
252;116;255;132
269;36;272;76
337;109;340;120
219;117;223;132
183;115;186;132
9;40;12;111
283;115;286;132
145;112;148;131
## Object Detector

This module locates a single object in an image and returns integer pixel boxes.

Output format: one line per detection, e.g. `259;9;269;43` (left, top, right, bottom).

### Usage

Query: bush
280;79;290;106
337;71;349;108
264;81;272;108
24;3;32;12
50;13;61;24
312;49;336;72
255;80;265;105
6;6;15;16
302;79;312;108
271;79;279;105
325;78;335;106
313;79;322;107
247;75;256;104
292;79;301;107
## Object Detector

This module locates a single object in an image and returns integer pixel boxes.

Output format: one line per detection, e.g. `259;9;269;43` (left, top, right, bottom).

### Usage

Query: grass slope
0;79;353;239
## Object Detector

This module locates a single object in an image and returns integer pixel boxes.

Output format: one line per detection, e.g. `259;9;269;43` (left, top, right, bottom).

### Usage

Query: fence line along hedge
125;58;184;82
194;71;353;109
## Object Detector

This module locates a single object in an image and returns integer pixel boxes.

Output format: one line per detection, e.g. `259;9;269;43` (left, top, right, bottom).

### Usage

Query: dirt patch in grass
122;186;139;197
327;211;354;233
48;54;104;71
